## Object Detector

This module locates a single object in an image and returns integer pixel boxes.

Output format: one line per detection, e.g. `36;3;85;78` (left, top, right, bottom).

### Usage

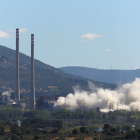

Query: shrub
34;135;40;139
80;126;86;133
4;137;9;140
125;133;133;139
72;128;78;134
10;135;20;140
25;128;32;134
43;130;48;134
86;131;89;134
52;129;58;133
111;127;117;133
93;137;99;140
103;124;111;131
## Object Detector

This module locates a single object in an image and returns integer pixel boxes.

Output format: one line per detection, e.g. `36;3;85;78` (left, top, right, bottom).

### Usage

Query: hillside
0;46;116;96
60;66;140;85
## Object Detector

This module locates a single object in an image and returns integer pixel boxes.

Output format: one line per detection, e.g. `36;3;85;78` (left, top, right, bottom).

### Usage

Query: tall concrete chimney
15;28;20;102
30;34;35;109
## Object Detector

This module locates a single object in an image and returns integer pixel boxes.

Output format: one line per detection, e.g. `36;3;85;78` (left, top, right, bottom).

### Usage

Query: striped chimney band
31;34;34;45
16;29;19;38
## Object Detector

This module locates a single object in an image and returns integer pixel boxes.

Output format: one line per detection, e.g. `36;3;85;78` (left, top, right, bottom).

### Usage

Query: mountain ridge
0;45;116;96
60;66;140;85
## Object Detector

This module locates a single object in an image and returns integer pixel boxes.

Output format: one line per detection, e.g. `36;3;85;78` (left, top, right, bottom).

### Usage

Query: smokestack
30;34;35;109
15;28;20;102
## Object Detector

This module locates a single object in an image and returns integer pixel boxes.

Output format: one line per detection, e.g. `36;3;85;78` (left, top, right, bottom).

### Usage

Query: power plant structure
15;29;20;102
30;34;35;109
15;28;35;109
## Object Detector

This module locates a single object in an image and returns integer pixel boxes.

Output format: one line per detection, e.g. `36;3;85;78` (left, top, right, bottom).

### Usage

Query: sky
0;0;140;70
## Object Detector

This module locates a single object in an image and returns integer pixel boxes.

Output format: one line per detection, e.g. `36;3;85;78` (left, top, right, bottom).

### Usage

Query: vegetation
1;106;140;125
0;106;139;139
0;49;117;97
0;118;139;139
51;109;140;125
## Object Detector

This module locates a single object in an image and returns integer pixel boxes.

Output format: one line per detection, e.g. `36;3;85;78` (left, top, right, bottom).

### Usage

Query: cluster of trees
0;106;23;121
125;129;140;139
21;118;63;129
0;114;64;140
0;120;52;139
52;109;140;124
0;114;138;139
0;106;49;121
0;106;140;126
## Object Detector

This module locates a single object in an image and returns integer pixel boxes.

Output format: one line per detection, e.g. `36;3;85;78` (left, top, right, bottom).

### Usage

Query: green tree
52;129;58;133
131;130;139;138
103;124;111;131
111;127;117;133
4;137;9;140
96;107;100;113
72;128;78;134
10;135;20;140
80;126;86;133
34;135;40;139
94;137;100;140
0;119;4;134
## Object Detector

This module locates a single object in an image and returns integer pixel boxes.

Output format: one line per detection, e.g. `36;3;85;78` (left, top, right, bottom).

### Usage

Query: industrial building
1;28;58;110
0;93;26;109
36;95;58;111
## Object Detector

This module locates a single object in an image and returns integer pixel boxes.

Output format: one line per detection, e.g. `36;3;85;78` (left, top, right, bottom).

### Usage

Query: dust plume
2;91;11;96
54;78;140;111
2;91;11;101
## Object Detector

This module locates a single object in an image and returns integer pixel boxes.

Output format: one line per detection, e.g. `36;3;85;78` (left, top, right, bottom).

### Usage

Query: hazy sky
0;0;140;70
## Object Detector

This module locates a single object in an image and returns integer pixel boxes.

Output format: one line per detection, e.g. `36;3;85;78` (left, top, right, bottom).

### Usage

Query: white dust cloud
2;91;11;101
54;78;140;111
2;91;11;96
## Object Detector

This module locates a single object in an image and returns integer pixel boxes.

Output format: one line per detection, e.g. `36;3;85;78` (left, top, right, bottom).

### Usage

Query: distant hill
0;45;116;96
60;66;140;85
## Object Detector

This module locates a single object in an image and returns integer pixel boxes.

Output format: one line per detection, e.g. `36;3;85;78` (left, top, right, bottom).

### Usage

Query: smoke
54;78;140;111
2;91;11;101
2;91;11;96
